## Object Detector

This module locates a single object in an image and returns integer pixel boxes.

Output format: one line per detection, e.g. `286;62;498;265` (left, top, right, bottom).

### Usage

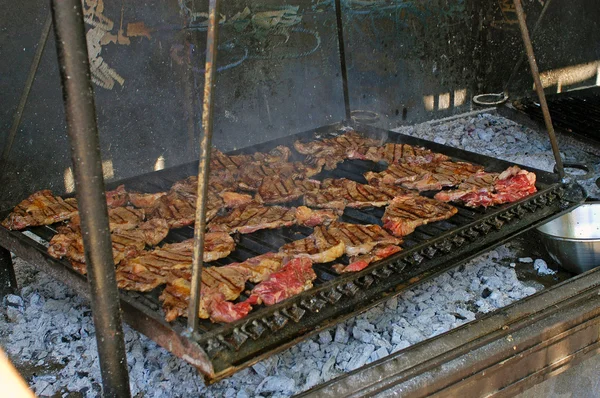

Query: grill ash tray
0;122;585;382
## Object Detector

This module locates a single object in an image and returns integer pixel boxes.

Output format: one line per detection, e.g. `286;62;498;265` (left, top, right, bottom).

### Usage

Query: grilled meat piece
69;206;145;233
209;295;253;323
228;252;285;283
255;176;321;204
304;178;412;210
451;166;537;207
333;245;402;273
295;130;382;170
236;160;321;192
219;191;253;207
49;218;169;275
364;163;430;186
129;192;167;209
434;171;499;202
327;222;402;257
208;203;338;234
246;258;316;306
401;161;484;191
148;191;201;229
159;264;251;322
211;146;292;172
280;226;345;263
382;195;458;237
348;143;448;165
105;185;129;208
1;190;78;230
119;232;234;276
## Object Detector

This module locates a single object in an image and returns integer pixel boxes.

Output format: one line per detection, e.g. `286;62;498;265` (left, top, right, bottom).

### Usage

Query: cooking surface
0;118;582;381
0;112;596;396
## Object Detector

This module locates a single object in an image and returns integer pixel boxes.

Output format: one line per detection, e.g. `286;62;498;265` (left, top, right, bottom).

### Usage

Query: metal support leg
188;0;220;332
334;0;351;120
0;247;17;298
50;0;131;396
513;0;565;179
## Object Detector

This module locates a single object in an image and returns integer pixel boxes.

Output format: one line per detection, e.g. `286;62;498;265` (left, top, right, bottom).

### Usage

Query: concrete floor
516;354;600;398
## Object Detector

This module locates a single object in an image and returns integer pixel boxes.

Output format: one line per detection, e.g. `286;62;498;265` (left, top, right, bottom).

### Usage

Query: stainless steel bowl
536;203;600;274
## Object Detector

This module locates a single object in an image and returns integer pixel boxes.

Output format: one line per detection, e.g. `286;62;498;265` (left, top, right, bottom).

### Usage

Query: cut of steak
209;295;253;323
304;178;412;210
208;203;339;234
227;252;285;283
295;130;382;171
401;161;484;191
105;185;129;208
434;171;499;202
219;191;253;208
1;190;78;230
382;195;458;237
280;226;345;263
327;222;402;257
69;206;145;232
129;192;167;209
236;161;321;191
148;191;201;229
246;258;316;306
454;166;537;207
364;163;430;186
332;245;402;273
348;143;449;164
255;176;321;204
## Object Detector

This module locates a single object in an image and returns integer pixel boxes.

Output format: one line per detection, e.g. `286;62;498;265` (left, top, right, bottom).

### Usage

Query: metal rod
503;0;553;94
513;0;565;179
0;13;52;177
50;1;131;396
334;0;351;120
188;0;220;332
0;246;17;298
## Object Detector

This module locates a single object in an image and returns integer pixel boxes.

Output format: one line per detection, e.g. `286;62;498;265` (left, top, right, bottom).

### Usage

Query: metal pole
513;0;565;179
188;0;220;332
50;1;131;396
0;13;52;177
334;0;351;120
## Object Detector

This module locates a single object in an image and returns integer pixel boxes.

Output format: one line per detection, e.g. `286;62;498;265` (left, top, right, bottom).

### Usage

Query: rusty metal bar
50;0;131;396
334;0;351;120
513;0;565;179
188;0;220;332
0;13;52;177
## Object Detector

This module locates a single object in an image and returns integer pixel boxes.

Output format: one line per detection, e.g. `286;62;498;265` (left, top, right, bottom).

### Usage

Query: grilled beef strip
280;225;346;263
129;192;167;209
246;258;316;306
434;171;499;202
348;143;449;164
1;190;78;230
333;245;403;273
105;185;129;208
364;163;431;186
255;176;321;205
69;206;145;232
327;222;402;257
382;195;458;237
401;161;484;191
227;252;285;283
304;178;413;210
441;166;537;207
207;203;339;234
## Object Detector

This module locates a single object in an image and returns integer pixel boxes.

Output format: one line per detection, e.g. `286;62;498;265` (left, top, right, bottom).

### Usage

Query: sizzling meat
434;171;499;202
129;192;167;209
304;178;412;210
327;222;402;257
348;143;449;164
333;245;402;273
227;252;285;283
208;203;339;234
280;226;345;263
68;206;146;233
401;161;484;191
105;185;129;208
236;161;322;191
1;190;78;230
246;258;316;306
255;176;321;204
148;191;200;229
382;195;458;237
364;163;430;186
442;166;537;207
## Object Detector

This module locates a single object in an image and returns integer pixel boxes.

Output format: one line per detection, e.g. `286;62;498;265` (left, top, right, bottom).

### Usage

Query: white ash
2;112;598;396
519;257;534;263
2;243;540;397
534;259;556;276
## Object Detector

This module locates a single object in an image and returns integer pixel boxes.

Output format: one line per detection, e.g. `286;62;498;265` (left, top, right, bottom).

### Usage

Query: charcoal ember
334;324;349;344
392;340;411;353
318;331;332;345
370;347;389;362
303;368;321;390
345;344;375;372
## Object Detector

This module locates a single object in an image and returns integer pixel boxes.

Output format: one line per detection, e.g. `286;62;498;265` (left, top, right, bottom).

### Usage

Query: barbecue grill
1;0;598;396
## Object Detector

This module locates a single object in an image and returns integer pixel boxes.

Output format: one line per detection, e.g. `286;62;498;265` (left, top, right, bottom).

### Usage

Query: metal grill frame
0;119;585;382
